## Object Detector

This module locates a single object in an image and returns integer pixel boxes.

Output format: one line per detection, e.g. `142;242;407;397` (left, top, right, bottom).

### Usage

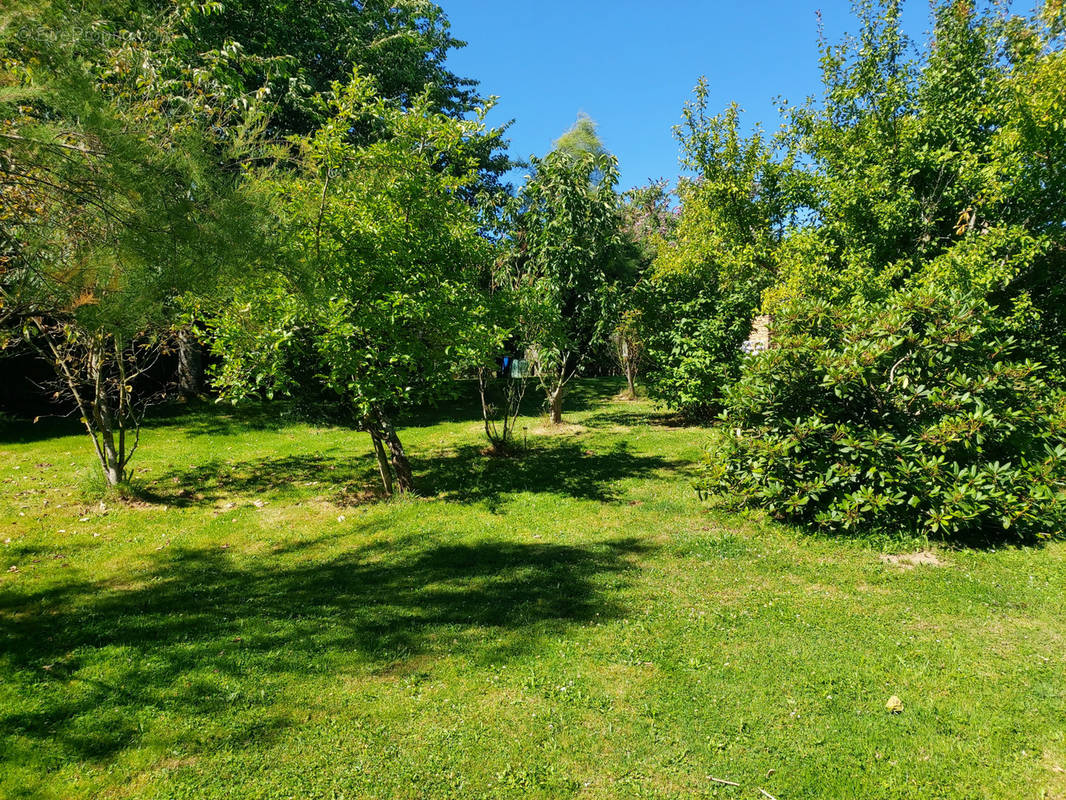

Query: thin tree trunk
379;415;414;493
621;339;637;399
90;339;124;486
549;385;564;425
368;428;394;496
40;327;109;482
477;368;497;445
547;357;569;425
177;326;203;399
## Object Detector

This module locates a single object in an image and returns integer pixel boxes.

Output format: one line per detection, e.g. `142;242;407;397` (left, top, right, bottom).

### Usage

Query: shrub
698;288;1066;540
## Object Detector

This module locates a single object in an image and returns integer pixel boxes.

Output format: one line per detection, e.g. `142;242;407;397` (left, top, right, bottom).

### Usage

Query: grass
1;378;1064;799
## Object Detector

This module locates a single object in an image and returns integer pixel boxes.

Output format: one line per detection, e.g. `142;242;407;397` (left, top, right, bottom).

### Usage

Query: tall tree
766;0;1066;367
637;83;798;417
697;0;1066;540
6;0;515;400
502;120;628;424
209;74;494;494
611;181;678;398
0;7;259;484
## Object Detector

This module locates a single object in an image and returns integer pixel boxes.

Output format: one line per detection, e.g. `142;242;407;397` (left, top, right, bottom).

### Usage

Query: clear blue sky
441;1;941;191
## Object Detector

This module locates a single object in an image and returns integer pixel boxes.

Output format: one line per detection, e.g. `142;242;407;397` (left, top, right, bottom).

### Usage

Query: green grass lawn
1;379;1064;799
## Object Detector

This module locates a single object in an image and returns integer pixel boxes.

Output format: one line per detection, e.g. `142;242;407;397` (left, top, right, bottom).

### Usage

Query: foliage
637;83;797;418
693;0;1066;539
477;368;530;455
502;128;629;423
699;287;1066;540
177;0;480;135
208;74;494;493
765;0;1065;373
552;113;608;160
611;308;643;399
619;180;678;266
0;5;258;484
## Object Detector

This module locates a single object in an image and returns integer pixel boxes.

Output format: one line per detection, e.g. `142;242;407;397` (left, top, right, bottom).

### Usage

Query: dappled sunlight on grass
1;379;1064;799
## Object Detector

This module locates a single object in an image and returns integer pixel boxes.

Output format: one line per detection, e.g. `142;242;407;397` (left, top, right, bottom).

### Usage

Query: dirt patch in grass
880;550;946;569
333;486;381;507
528;422;587;436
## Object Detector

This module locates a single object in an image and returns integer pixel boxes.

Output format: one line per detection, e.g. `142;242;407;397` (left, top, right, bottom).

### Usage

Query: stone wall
741;314;772;355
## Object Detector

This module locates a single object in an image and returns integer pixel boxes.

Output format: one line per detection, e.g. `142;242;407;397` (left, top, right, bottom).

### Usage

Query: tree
699;287;1066;540
637;83;798;417
611;181;678;399
0;8;258;485
209;74;494;494
612;309;643;399
5;0;515;402
698;0;1066;539
764;0;1065;368
502;120;628;424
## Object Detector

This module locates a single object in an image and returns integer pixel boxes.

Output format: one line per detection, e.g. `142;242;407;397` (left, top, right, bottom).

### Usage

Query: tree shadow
0;414;85;445
141;434;684;511
406;377;627;428
582;408;694;430
141;400;312;438
0;533;649;765
418;440;686;511
137;453;380;506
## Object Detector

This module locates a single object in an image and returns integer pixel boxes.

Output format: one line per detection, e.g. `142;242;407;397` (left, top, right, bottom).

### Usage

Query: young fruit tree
503;123;628;424
209;74;496;494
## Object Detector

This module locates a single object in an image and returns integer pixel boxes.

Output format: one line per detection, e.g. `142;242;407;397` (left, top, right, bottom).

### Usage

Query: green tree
209;75;494;494
502;127;627;424
553;113;608;158
637;82;797;417
606;181;677;399
0;10;258;485
6;0;514;399
701;0;1066;539
765;0;1065;368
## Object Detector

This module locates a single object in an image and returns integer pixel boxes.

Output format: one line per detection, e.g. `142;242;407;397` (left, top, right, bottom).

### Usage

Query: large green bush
698;288;1065;540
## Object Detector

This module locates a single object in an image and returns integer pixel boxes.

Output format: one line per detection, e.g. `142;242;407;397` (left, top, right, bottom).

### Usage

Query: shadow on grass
0;532;649;765
0;415;85;445
136;452;380;506
0;400;299;445
406;377;628;428
418;440;685;511
141;440;684;513
581;408;695;430
141;400;317;438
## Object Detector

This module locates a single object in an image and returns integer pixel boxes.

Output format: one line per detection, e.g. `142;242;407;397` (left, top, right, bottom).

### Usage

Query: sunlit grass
1;379;1064;799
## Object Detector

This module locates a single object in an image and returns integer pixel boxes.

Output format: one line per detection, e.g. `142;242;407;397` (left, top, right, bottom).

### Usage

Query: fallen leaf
886;695;903;713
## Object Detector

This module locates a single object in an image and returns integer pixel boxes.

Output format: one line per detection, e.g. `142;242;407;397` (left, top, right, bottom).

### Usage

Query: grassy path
1;379;1064;799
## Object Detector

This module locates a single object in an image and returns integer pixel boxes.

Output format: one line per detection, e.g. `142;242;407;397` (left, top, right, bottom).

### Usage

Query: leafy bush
698;288;1066;540
637;270;758;418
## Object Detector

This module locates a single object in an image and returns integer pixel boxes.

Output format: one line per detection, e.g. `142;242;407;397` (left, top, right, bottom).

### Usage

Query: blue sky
441;1;941;191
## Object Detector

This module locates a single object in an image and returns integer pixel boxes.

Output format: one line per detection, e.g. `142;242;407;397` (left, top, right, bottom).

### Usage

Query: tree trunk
624;361;636;399
101;437;123;486
548;385;564;425
378;413;414;493
95;392;125;486
368;428;394;496
90;342;126;486
177;326;203;399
